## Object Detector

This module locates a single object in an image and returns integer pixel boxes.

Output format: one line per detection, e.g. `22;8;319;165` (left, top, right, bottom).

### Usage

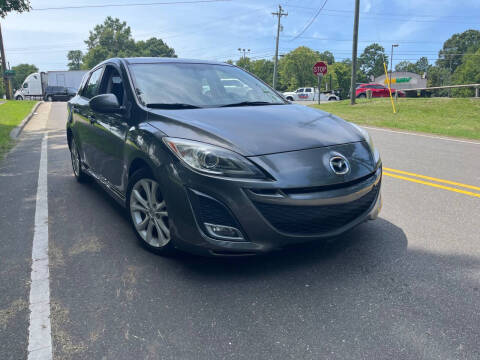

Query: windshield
128;62;285;108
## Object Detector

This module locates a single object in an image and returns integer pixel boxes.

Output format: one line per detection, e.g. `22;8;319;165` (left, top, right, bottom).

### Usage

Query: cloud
363;0;372;13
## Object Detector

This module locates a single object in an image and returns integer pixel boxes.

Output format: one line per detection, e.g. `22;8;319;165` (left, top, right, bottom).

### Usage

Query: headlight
350;123;380;164
163;137;268;180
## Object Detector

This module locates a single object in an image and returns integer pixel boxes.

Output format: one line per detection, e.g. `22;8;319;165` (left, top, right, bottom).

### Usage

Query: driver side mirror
89;93;122;113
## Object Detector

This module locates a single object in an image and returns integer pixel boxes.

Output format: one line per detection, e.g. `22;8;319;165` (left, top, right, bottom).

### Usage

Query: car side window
100;66;125;105
305;88;312;93
82;68;103;99
297;88;304;93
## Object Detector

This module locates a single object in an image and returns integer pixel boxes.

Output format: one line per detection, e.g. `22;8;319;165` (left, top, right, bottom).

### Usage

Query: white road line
362;126;480;145
27;134;53;360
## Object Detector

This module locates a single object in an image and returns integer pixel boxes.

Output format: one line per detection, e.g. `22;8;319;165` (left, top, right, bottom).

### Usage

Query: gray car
67;58;382;256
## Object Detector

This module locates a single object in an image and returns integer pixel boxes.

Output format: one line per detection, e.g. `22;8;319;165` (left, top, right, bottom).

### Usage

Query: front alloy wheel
128;172;173;254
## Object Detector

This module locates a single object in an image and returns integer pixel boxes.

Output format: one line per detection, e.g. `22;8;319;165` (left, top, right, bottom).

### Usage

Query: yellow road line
383;172;480;198
384;167;480;192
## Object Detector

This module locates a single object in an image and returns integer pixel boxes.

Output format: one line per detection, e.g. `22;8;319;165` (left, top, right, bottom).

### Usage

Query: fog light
204;223;244;241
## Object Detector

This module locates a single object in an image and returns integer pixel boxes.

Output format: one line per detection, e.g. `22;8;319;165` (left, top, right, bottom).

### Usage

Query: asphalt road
1;102;479;360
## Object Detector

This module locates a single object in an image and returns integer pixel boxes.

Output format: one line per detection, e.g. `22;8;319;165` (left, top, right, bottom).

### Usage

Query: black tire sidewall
70;138;88;182
126;168;175;255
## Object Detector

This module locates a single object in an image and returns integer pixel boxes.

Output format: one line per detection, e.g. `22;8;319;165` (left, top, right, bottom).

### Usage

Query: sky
1;0;480;71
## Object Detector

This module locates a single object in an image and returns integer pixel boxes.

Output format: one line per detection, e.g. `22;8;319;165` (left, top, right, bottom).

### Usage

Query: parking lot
1;102;479;360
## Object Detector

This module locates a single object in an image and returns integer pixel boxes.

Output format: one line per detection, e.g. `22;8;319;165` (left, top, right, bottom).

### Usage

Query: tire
126;168;175;255
70;137;89;182
286;96;294;101
357;93;366;98
328;97;337;101
15;96;23;101
46;95;53;102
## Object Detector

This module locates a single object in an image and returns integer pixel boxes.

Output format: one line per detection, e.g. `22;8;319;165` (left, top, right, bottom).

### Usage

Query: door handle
88;115;96;124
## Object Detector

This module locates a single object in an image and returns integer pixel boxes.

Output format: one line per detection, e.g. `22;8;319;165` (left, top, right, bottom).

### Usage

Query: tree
330;62;351;99
318;51;335;65
250;59;274;86
0;0;30;17
236;57;252;71
278;46;322;91
67;50;83;70
136;37;176;58
359;43;387;80
437;29;480;73
82;17;137;68
395;60;418;73
11;63;38;90
451;49;480;96
79;17;176;69
415;57;429;74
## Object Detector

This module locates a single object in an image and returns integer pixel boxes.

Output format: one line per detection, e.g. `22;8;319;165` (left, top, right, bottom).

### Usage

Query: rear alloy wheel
127;170;174;254
46;96;53;102
70;137;88;182
357;93;366;98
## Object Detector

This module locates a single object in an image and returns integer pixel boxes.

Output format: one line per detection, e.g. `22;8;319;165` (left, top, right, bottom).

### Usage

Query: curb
10;101;44;139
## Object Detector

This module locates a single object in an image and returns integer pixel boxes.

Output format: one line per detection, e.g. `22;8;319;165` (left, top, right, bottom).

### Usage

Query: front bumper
156;159;382;256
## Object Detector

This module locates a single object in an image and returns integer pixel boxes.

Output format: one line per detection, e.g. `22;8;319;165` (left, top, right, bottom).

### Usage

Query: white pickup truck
283;87;339;102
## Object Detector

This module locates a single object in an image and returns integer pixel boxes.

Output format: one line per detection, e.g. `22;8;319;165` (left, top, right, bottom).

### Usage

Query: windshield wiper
146;103;202;109
220;101;284;107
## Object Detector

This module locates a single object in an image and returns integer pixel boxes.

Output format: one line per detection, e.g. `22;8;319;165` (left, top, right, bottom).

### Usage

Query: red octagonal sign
313;61;328;76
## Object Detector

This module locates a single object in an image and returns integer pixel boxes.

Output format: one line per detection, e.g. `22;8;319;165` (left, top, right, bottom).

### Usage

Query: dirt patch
51;301;87;359
0;299;28;330
69;236;103;256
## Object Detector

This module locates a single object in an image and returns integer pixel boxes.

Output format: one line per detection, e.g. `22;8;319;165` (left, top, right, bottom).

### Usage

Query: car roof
110;57;231;66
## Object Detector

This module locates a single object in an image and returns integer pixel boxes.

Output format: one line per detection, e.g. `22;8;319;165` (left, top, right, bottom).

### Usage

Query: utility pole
272;5;287;90
0;23;10;100
350;0;360;105
390;44;399;88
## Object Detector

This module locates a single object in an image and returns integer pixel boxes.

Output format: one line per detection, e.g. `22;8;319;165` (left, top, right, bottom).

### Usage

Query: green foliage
0;100;37;159
427;65;451;96
330;62;350;99
359;43;387;80
437;29;480;73
318;51;335;65
451;49;480;97
11;63;38;91
249;59;274;86
277;46;323;91
135;37;177;58
395;57;429;75
0;0;30;17
236;57;252;72
80;17;176;69
67;50;83;70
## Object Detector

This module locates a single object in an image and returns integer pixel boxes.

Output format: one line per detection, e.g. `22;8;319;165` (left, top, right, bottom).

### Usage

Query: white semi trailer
14;70;87;100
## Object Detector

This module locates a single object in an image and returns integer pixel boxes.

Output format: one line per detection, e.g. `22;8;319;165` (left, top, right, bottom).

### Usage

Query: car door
70;66;104;172
88;64;130;191
304;87;313;100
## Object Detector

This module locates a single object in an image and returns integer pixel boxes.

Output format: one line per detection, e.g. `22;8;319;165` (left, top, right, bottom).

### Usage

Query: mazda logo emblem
329;155;350;175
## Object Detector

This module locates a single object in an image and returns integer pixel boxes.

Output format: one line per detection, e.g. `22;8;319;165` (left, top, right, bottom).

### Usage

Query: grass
0;100;38;160
311;97;480;140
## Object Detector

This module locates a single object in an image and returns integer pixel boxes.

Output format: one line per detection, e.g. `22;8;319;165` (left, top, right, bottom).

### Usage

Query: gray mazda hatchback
67;57;382;256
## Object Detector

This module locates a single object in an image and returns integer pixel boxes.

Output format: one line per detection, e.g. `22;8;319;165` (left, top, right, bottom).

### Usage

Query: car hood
147;104;364;156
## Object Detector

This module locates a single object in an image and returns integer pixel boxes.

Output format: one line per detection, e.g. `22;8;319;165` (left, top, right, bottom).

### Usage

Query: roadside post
313;61;327;105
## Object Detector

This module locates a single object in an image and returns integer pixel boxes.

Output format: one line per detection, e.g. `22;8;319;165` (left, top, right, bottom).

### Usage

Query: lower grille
253;186;379;235
188;189;242;231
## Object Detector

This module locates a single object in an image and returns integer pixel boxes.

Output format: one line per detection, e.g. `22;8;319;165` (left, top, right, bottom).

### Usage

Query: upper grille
253;185;379;235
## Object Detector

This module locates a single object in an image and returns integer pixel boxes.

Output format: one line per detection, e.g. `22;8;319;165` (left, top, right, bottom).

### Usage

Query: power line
282;4;480;19
289;0;328;41
32;0;230;11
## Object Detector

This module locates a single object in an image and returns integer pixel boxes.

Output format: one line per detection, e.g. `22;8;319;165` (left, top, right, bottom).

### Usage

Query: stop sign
313;61;328;76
